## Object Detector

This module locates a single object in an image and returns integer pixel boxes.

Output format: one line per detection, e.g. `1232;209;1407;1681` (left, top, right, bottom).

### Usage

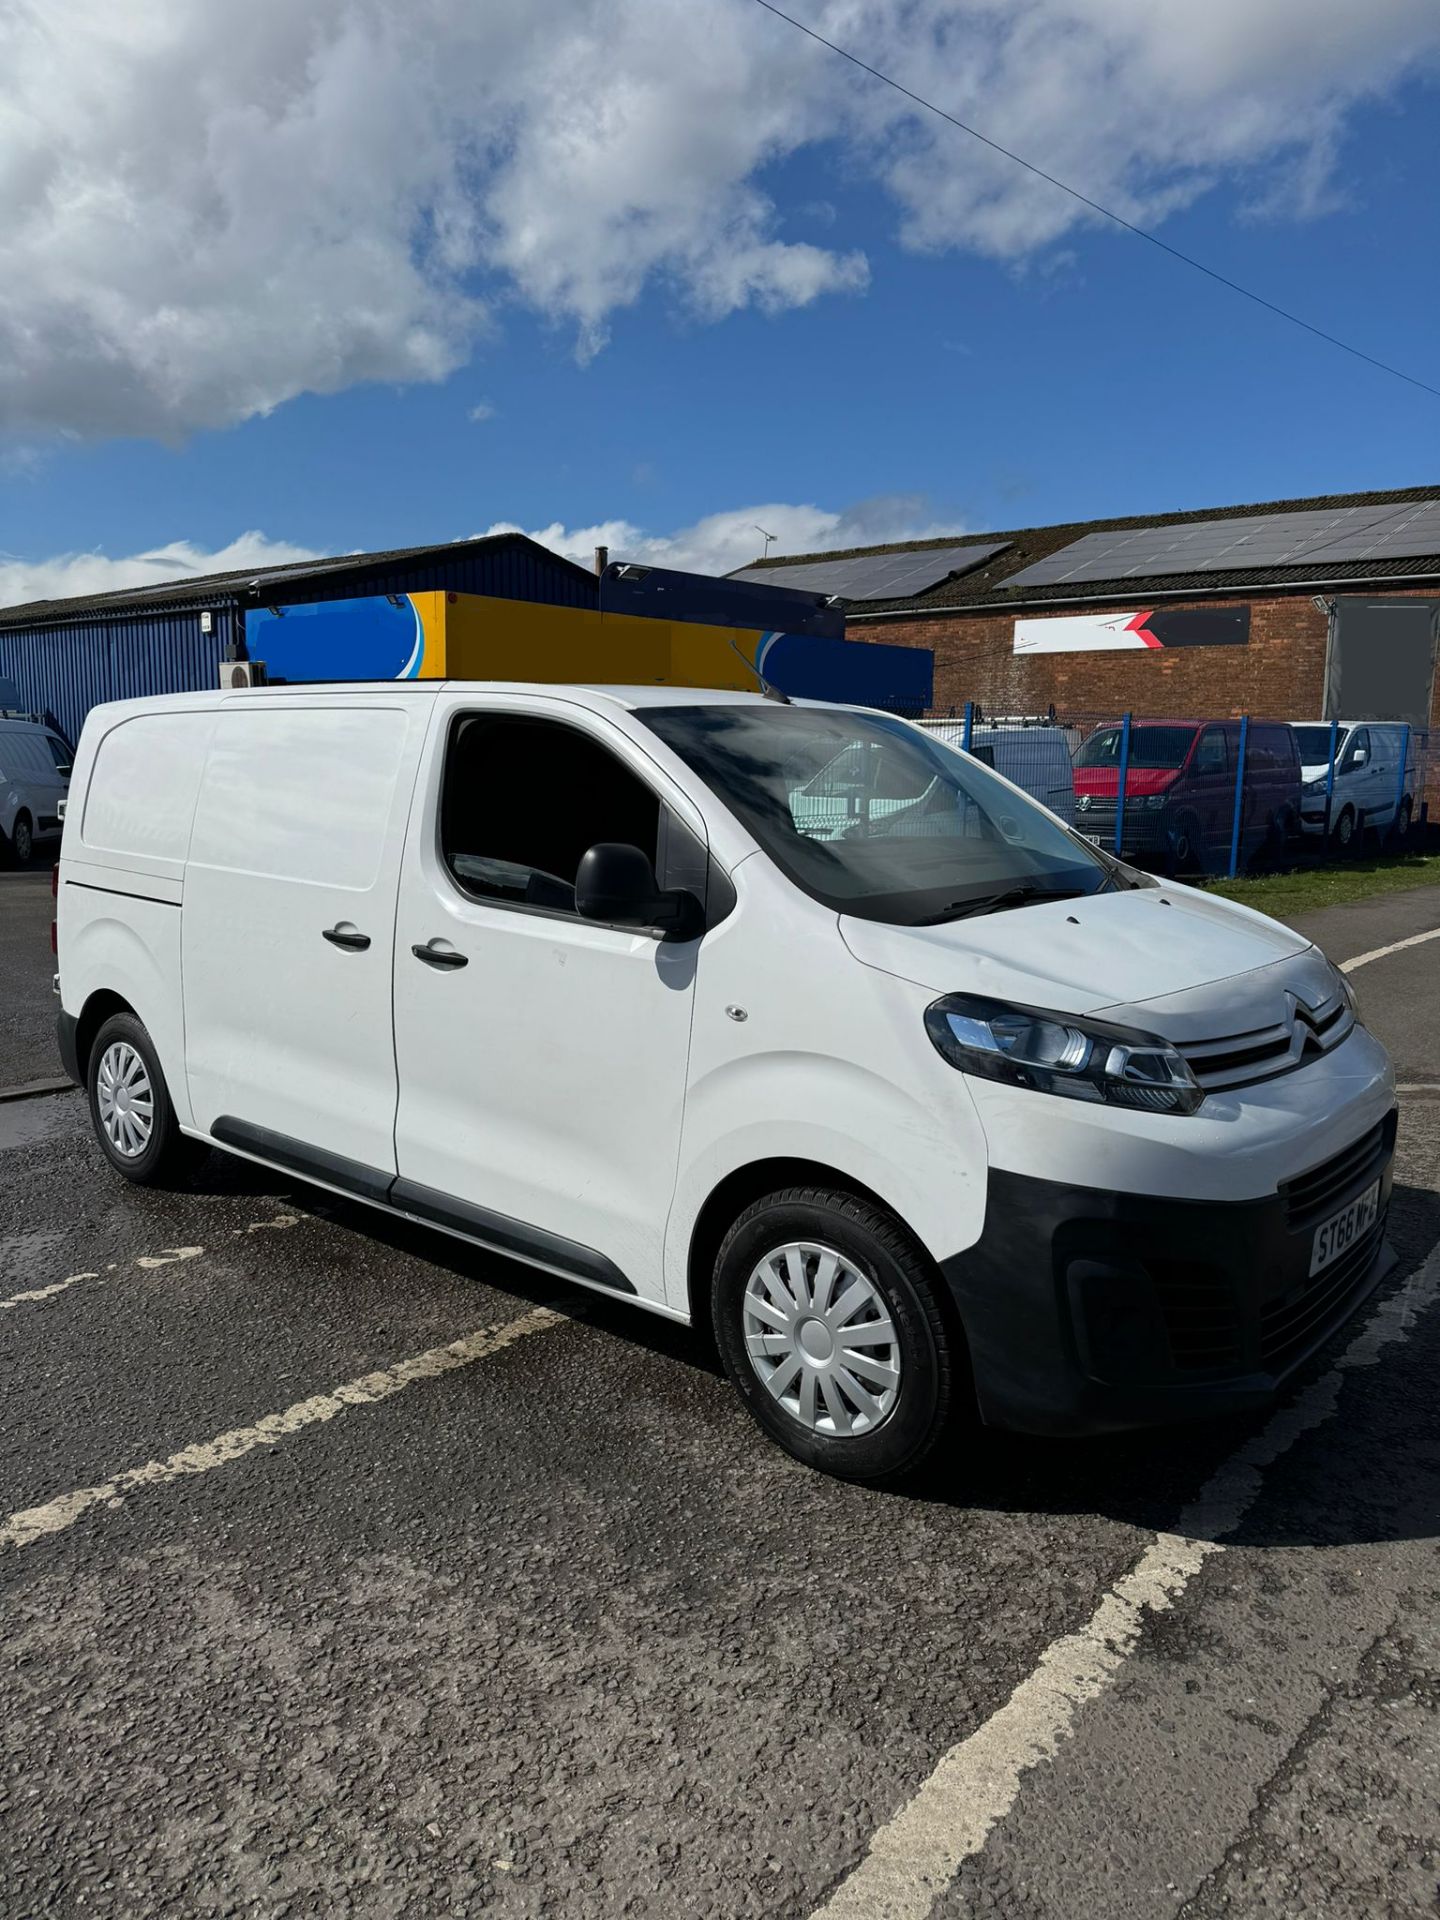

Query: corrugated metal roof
729;484;1440;615
0;531;597;628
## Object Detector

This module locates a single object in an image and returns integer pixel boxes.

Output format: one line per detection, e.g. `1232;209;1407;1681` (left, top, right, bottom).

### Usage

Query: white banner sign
1013;611;1160;655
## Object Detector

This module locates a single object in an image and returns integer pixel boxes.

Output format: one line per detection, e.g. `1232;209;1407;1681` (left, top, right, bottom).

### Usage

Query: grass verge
1202;848;1440;916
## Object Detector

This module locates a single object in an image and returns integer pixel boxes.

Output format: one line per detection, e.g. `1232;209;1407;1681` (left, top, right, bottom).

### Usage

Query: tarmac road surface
0;881;1436;1916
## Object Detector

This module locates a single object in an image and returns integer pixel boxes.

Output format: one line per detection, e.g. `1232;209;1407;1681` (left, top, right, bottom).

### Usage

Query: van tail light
50;860;58;958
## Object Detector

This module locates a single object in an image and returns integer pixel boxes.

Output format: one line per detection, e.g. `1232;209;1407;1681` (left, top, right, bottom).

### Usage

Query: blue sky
1;1;1437;601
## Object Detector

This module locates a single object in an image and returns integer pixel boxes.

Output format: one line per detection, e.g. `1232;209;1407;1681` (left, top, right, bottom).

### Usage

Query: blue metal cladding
757;632;935;713
600;562;843;638
295;543;597;611
0;606;237;748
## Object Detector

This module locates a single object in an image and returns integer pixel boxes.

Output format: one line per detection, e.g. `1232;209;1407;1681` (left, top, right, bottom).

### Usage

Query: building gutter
844;570;1440;622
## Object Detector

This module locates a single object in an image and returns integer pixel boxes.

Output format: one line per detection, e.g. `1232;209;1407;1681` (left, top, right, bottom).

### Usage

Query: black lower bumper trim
56;1009;82;1086
942;1113;1397;1436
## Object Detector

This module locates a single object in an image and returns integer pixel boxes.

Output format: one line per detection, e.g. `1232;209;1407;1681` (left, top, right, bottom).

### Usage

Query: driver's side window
1195;729;1226;775
441;713;661;916
1341;728;1369;773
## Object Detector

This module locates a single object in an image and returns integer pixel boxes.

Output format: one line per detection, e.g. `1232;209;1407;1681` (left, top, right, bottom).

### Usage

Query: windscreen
1074;725;1197;771
1292;725;1343;763
641;704;1110;925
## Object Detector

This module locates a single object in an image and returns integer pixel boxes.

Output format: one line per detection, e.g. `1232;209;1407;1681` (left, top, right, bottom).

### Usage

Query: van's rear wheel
86;1011;205;1186
1391;796;1413;845
712;1187;955;1483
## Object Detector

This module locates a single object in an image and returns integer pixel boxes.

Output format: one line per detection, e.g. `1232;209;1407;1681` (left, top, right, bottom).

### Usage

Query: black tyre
7;811;33;866
1251;808;1286;870
712;1187;957;1483
1168;812;1202;875
86;1011;206;1187
1390;796;1413;845
1331;805;1356;854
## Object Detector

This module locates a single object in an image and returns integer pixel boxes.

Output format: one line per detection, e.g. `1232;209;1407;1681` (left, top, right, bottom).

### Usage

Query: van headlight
924;993;1204;1115
1333;963;1362;1023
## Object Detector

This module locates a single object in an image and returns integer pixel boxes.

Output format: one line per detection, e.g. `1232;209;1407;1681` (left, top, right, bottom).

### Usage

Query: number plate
1309;1179;1380;1277
1080;832;1104;846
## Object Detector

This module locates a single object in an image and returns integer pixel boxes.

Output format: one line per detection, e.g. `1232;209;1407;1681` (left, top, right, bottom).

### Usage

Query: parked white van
920;719;1077;827
1;715;73;865
57;685;1397;1481
1291;721;1418;849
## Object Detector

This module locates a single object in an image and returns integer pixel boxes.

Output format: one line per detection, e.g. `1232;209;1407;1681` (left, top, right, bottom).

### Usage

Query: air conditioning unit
218;659;268;690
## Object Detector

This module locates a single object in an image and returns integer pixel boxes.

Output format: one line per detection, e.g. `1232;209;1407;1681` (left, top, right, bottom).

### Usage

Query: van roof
83;682;813;713
74;682;837;726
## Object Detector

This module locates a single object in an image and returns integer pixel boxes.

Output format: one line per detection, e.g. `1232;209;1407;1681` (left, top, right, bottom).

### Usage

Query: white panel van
57;685;1397;1481
1290;722;1419;849
1;716;73;865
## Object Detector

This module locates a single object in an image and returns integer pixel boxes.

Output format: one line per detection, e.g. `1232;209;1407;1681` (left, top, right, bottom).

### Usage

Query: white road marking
0;1215;297;1313
1339;925;1440;974
0;1305;563;1554
813;1237;1440;1920
0;1273;98;1311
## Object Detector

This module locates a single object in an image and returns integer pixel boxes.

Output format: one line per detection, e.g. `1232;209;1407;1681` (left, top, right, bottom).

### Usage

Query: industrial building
0;533;931;745
733;484;1440;735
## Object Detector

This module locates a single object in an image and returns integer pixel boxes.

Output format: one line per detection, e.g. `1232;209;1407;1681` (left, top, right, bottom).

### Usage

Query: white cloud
483;494;956;575
0;532;323;612
0;0;1436;439
0;498;945;611
468;401;497;423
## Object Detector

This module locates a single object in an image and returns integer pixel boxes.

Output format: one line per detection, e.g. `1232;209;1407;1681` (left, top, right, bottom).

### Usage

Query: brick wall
856;592;1338;722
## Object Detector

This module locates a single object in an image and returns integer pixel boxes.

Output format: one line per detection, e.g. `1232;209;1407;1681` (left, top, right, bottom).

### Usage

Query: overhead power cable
750;0;1440;403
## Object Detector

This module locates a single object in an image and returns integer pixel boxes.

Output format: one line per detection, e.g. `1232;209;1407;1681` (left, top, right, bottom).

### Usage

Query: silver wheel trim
13;819;31;860
96;1042;155;1157
742;1241;902;1437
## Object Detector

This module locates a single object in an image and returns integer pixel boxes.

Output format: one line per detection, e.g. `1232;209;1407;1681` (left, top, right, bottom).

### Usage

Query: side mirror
575;843;702;939
1350;748;1368;767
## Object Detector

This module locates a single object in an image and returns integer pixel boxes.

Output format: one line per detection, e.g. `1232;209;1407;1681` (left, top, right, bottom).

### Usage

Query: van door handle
323;925;371;951
412;942;468;970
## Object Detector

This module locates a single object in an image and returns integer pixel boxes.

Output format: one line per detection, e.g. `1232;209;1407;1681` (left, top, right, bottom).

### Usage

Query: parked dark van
1072;720;1301;873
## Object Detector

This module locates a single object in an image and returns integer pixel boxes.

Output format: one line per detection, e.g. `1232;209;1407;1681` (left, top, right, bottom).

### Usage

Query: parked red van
1072;720;1301;873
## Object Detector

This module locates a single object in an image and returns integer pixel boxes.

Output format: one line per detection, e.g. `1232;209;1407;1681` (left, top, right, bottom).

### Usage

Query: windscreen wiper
917;883;1089;925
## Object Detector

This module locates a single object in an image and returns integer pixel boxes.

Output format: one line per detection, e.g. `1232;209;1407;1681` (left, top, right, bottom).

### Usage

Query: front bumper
942;1108;1397;1435
1073;799;1171;857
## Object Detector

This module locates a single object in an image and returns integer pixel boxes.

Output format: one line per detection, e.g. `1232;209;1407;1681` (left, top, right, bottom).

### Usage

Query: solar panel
1000;501;1440;589
731;541;1011;602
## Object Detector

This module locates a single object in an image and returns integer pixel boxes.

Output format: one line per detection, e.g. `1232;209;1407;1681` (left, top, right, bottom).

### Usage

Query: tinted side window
441;714;660;916
1194;730;1226;775
45;734;70;770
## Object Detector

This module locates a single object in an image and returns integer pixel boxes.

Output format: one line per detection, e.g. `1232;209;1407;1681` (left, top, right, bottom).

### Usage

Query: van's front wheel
712;1188;956;1483
86;1011;205;1186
